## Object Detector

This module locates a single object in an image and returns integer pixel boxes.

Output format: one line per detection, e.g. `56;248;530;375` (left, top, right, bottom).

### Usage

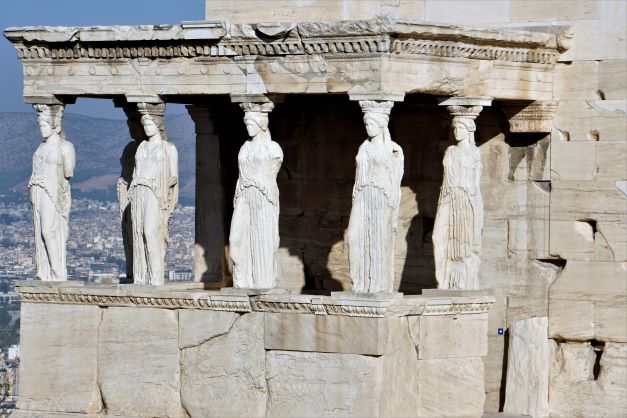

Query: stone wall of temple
205;0;627;415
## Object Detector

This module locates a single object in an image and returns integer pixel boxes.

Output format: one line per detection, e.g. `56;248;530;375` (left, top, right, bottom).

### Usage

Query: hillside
0;111;196;202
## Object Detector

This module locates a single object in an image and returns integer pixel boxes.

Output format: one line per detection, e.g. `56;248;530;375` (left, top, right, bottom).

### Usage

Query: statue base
14;283;494;417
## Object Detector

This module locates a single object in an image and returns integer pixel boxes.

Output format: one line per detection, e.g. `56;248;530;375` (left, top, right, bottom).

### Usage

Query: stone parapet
14;282;494;417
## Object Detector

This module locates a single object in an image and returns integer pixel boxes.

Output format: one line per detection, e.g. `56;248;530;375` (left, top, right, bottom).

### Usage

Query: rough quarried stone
180;312;267;418
504;316;549;418
98;307;183;417
18;303;102;414
550;341;627;417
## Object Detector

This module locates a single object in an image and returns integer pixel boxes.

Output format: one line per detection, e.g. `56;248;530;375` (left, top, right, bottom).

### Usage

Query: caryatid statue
347;100;404;293
229;102;283;289
29;104;75;281
116;104;148;280
130;108;178;285
433;105;484;290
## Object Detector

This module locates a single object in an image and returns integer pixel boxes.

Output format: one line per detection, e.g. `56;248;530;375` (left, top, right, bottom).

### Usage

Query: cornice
4;17;565;66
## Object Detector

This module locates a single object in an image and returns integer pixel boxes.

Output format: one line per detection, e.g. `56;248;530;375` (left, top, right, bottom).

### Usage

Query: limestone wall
13;284;493;418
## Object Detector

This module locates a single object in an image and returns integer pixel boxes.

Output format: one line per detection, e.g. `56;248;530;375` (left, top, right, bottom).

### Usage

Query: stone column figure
29;104;75;281
347;101;404;293
229;102;283;289
116;105;146;280
433;106;484;290
130;108;178;285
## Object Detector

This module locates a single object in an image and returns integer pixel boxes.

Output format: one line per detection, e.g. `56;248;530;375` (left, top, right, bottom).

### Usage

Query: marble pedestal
13;283;494;418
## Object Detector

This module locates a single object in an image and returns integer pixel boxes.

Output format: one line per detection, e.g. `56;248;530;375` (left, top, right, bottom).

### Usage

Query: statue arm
61;142;76;179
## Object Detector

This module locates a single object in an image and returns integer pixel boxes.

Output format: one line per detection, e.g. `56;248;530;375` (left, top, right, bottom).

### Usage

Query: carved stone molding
17;288;253;312
6;18;565;65
501;101;559;133
15;285;495;318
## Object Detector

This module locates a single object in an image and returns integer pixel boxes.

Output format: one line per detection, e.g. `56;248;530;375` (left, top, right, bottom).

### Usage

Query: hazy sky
0;0;204;119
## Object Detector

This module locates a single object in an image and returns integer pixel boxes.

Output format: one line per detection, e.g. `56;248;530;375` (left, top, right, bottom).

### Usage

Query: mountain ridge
0;111;196;202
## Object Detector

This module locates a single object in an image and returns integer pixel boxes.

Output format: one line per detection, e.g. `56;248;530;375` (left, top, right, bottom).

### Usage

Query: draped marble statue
229;102;283;289
433;109;484;290
116;104;146;280
347;100;404;293
30;104;76;281
130;111;178;285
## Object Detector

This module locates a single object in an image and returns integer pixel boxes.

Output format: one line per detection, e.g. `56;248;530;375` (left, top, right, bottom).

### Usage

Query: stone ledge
15;282;495;318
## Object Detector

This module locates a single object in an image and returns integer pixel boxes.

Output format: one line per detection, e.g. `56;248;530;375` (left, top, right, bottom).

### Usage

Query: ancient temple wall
13;283;493;418
201;1;627;414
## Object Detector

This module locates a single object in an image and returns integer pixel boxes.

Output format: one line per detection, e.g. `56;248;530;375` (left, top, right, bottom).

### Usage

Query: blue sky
0;0;204;119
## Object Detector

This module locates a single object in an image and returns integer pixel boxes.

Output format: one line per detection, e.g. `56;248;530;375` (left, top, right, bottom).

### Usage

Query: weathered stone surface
380;317;421;417
418;357;485;417
181;312;267;418
178;310;239;349
550;180;627;222
598;59;627;99
504;317;549;418
511;0;599;21
549;299;595;340
549;260;627;303
18;303;102;414
596;141;627;182
596;222;627;261
264;313;389;355
549;220;595;260
409;313;489;359
558;19;627;61
205;0;425;22
550;140;597;181
425;0;509;24
550;341;627;417
553;61;599;100
507;219;549;259
482;219;508;258
98;307;183;417
553;100;627;141
266;350;382;417
595;302;627;342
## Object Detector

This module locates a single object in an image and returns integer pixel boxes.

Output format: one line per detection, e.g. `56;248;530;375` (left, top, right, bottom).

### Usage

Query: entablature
4;17;569;102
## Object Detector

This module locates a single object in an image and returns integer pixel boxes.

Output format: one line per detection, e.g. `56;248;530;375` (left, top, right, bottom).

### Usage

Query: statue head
34;104;63;139
451;117;476;144
359;100;393;143
141;114;160;139
243;112;269;138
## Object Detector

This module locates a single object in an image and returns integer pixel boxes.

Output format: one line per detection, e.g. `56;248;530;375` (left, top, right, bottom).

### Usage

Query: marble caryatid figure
117;105;146;280
347;100;404;293
229;102;283;289
29;104;76;281
130;111;178;285
433;109;484;290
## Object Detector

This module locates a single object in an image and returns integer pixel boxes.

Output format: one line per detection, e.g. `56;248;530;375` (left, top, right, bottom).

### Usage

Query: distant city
0;193;195;404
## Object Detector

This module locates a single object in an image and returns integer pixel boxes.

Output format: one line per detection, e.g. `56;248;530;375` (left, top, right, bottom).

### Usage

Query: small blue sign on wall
497;328;505;335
